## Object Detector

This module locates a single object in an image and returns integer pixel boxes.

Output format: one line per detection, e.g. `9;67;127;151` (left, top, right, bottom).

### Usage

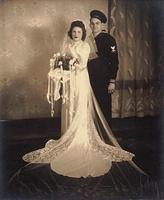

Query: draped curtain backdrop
109;0;163;118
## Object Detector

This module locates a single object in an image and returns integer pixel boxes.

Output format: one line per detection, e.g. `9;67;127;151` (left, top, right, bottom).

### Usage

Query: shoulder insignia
111;46;116;53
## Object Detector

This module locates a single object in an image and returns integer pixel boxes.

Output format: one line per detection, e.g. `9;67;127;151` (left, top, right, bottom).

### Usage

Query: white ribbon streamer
47;68;73;116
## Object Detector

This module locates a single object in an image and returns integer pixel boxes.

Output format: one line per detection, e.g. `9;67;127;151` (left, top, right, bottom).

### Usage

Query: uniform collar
93;31;104;39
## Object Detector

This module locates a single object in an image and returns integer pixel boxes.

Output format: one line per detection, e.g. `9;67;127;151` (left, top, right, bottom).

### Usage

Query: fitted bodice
63;41;90;70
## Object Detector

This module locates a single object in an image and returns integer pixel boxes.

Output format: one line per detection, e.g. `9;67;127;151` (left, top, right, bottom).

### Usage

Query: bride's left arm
75;43;90;71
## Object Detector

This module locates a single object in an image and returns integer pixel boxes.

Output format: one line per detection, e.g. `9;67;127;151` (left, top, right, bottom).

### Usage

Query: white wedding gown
23;40;134;178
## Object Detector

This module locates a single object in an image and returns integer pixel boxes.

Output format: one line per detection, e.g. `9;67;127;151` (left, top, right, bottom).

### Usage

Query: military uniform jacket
88;32;119;84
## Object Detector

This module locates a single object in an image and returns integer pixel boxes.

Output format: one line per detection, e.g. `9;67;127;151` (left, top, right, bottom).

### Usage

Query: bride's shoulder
82;41;90;50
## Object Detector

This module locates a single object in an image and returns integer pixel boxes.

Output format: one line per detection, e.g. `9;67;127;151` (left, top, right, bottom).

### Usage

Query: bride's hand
73;62;80;69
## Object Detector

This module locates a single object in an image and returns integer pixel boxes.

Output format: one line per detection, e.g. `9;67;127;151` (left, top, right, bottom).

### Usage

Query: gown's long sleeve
69;42;90;71
75;42;90;70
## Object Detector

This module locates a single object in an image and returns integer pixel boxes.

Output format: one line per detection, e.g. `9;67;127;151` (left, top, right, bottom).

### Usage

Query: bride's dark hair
68;20;86;41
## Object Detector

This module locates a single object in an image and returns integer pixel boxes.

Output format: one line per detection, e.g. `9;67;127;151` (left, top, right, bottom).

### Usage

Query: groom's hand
108;83;115;94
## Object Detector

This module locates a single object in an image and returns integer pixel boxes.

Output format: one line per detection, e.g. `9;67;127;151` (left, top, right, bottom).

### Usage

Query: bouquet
49;53;78;71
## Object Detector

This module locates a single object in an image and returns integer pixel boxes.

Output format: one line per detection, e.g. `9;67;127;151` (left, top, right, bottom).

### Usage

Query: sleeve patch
111;46;116;53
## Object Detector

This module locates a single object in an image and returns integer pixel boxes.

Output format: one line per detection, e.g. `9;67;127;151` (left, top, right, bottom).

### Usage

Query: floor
0;116;164;200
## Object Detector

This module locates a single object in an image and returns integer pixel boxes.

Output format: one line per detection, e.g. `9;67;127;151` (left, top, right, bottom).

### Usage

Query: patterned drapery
109;0;163;118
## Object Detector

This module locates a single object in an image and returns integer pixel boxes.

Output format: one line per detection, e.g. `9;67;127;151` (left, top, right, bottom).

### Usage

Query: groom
87;10;119;126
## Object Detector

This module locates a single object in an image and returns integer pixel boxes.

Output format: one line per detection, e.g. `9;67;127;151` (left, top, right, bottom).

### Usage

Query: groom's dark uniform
88;11;119;125
88;32;119;124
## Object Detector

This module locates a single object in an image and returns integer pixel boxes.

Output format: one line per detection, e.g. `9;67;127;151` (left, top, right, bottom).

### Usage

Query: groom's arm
107;35;119;82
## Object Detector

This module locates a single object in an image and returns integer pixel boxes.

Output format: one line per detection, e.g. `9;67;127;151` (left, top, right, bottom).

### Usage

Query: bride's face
72;27;83;42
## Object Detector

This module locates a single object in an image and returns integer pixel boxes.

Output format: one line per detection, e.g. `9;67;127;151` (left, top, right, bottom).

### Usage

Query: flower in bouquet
69;58;78;70
49;58;55;69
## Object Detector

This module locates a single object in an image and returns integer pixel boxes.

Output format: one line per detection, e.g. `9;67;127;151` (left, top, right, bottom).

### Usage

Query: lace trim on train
23;128;76;163
87;115;134;162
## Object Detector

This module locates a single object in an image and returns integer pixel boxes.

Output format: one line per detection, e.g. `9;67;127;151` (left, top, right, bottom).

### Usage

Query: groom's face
90;18;102;35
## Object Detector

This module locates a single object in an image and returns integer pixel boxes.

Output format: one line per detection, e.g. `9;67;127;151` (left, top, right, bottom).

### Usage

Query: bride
23;20;140;178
